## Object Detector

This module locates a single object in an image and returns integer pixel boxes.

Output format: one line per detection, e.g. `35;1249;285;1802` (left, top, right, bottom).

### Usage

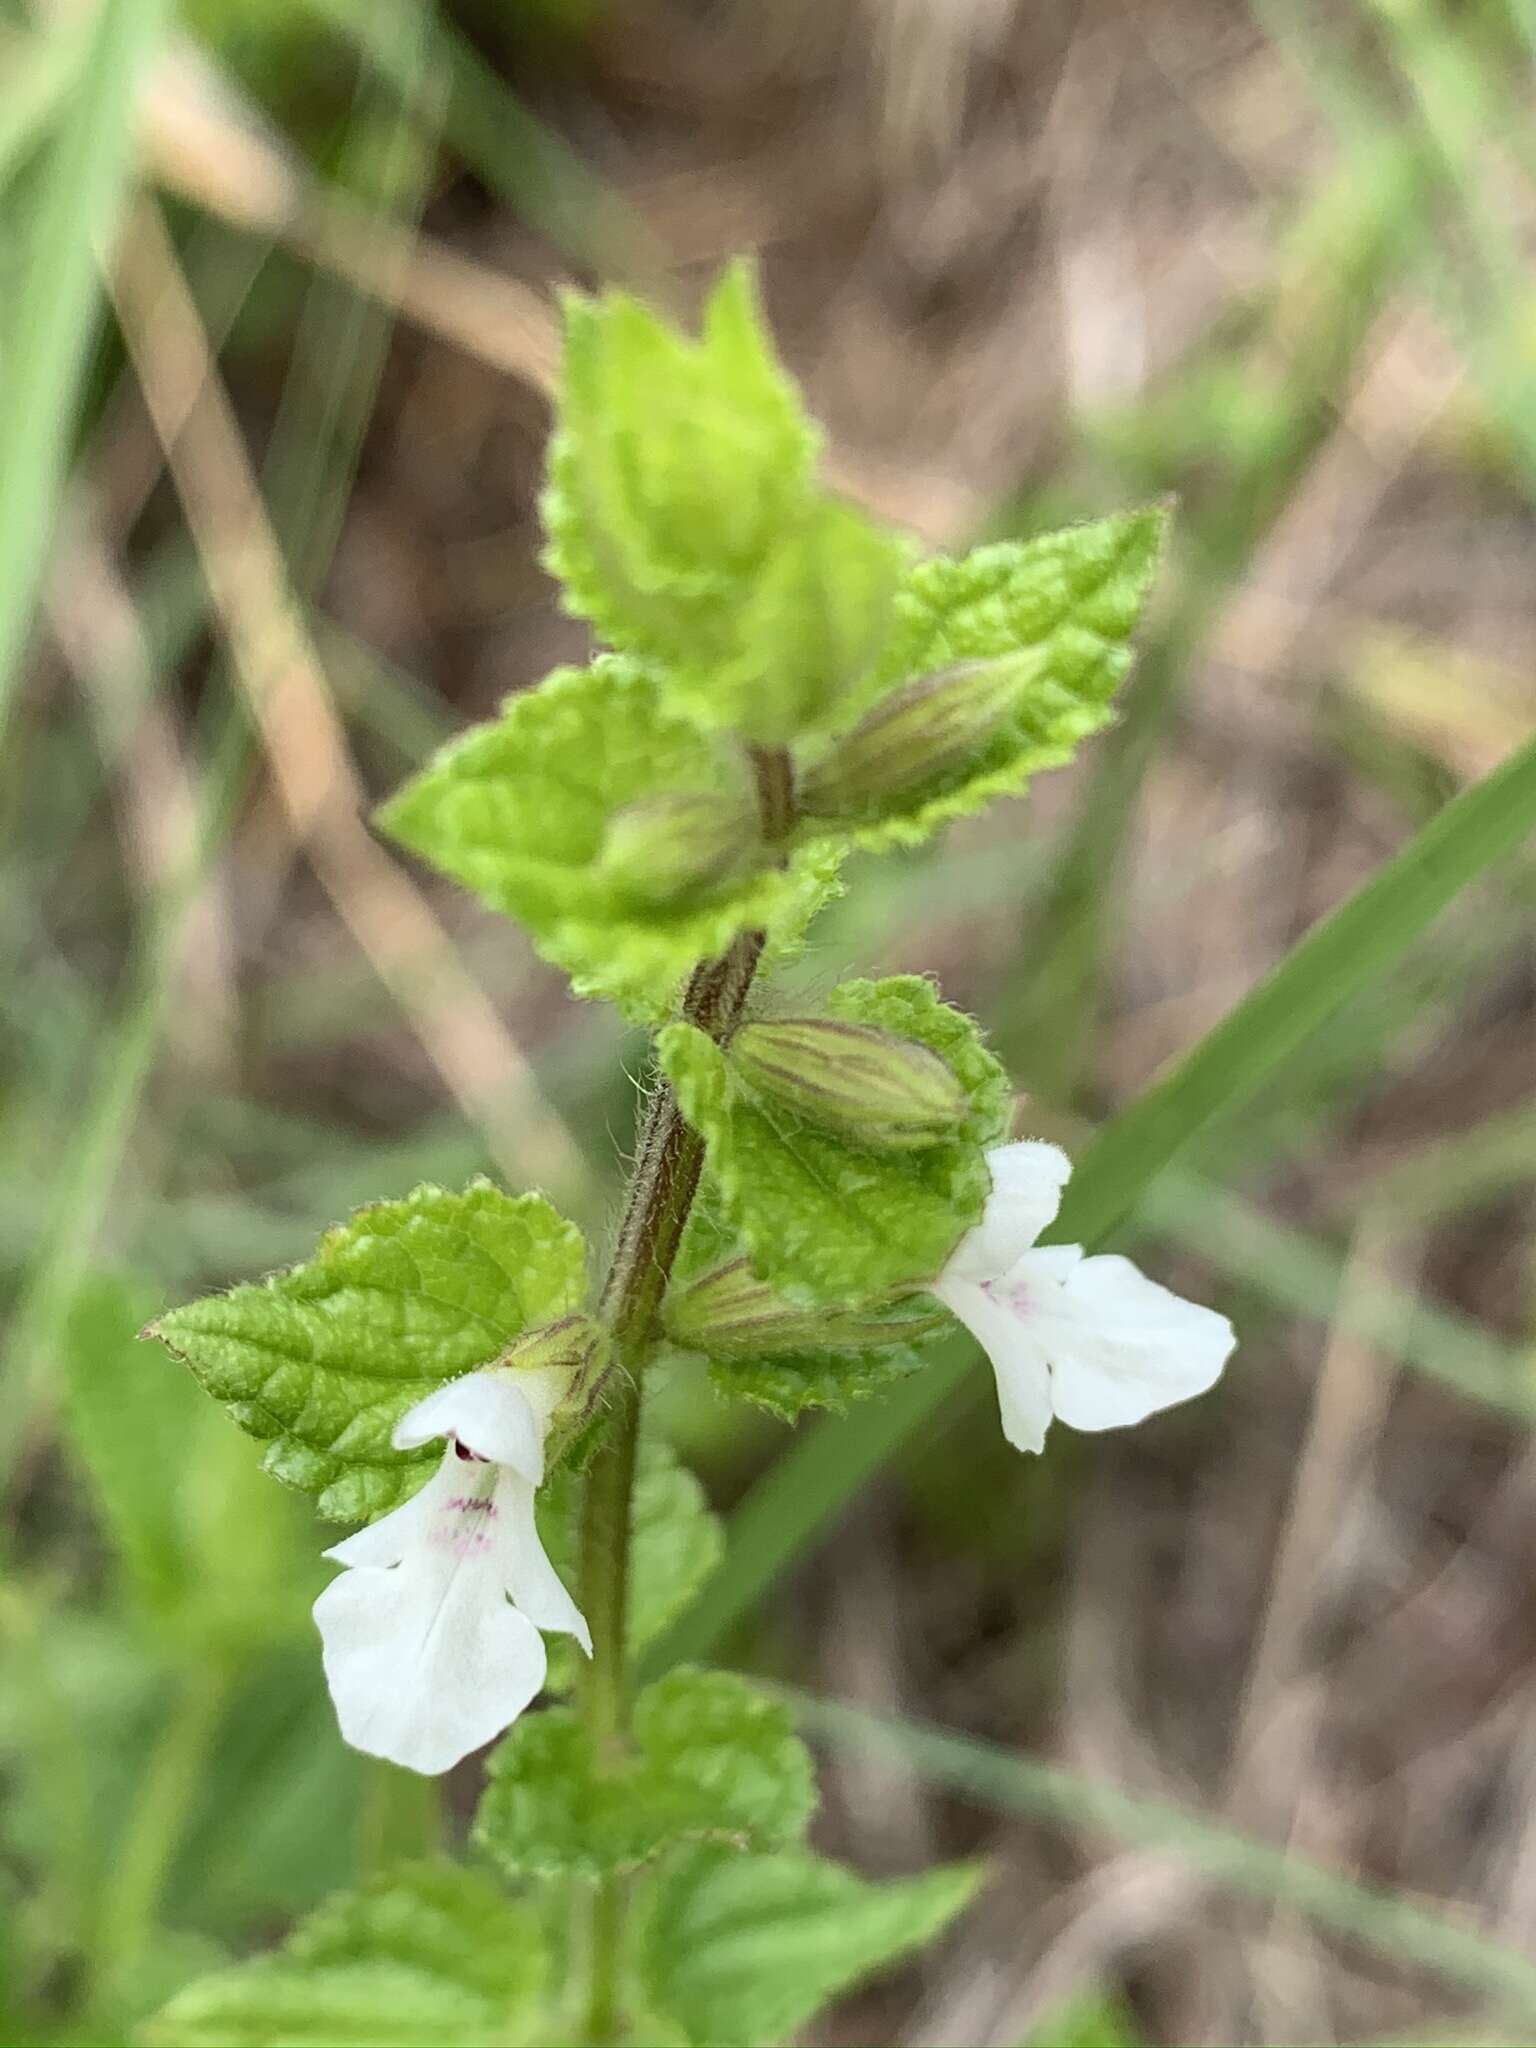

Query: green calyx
729;1016;970;1150
660;975;1012;1310
498;1314;610;1462
665;1256;946;1360
797;650;1046;819
597;789;770;911
377;656;837;1021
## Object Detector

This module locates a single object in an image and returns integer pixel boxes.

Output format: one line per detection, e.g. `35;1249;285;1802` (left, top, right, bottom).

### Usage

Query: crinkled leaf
143;1862;545;2047
543;264;819;690
538;1431;723;1693
149;1182;587;1522
682;495;911;744
796;506;1166;850
660;976;1010;1309
473;1667;814;1879
642;1846;982;2048
379;656;838;1021
709;1333;937;1423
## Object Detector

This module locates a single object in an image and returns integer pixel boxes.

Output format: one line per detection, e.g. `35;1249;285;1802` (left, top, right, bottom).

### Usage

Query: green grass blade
0;0;167;735
784;1690;1536;2016
1051;723;1536;1248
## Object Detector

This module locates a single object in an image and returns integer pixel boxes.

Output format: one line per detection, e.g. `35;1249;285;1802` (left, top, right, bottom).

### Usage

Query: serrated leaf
379;656;839;1021
796;507;1165;851
538;1432;723;1693
709;1334;935;1423
143;1862;545;2048
66;1275;198;1608
150;1182;587;1521
473;1667;814;1879
642;1846;982;2048
660;976;1010;1309
543;264;818;685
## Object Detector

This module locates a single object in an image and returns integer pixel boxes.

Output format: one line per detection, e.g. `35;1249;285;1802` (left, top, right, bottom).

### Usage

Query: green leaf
379;656;839;1020
542;263;819;691
660;976;1010;1308
538;1432;723;1692
679;494;911;745
66;1275;318;1645
642;1846;982;2048
149;1181;587;1521
709;1333;936;1423
65;1275;196;1609
143;1862;544;2047
473;1667;814;1879
796;507;1165;851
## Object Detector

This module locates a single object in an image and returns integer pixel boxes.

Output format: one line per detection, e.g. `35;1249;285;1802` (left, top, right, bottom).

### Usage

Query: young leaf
660;976;1010;1308
679;494;911;745
378;656;838;1020
149;1181;587;1521
795;506;1165;851
143;1862;545;2047
641;1845;982;2048
543;264;819;689
473;1667;814;1879
537;1432;723;1692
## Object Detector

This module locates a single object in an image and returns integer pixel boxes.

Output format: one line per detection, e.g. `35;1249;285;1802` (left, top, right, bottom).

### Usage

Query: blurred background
3;0;1536;2042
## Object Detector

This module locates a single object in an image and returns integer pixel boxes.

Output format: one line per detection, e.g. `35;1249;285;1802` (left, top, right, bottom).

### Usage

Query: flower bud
598;792;764;910
666;1258;946;1358
730;1017;968;1150
798;650;1047;818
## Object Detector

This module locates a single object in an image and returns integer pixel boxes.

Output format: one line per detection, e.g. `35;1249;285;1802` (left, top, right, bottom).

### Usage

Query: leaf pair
145;1845;981;2048
545;263;907;750
382;508;1163;1019
379;264;1165;1020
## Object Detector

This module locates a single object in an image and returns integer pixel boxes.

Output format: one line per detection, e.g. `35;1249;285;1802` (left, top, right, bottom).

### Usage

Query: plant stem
574;745;793;2044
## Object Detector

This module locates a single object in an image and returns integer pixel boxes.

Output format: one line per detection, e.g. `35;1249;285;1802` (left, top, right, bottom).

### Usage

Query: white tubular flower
313;1366;591;1776
932;1141;1235;1455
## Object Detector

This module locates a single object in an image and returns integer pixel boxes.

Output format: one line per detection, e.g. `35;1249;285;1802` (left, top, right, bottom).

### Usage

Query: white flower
932;1141;1235;1454
313;1366;590;1776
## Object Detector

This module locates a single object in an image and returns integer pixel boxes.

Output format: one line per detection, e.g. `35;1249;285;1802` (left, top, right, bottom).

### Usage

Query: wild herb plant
143;263;1232;2047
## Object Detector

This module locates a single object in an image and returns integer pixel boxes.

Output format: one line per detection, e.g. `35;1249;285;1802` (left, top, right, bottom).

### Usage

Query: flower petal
941;1141;1072;1285
1022;1251;1235;1432
933;1276;1053;1454
314;1547;546;1775
322;1451;457;1568
497;1470;593;1655
392;1369;544;1480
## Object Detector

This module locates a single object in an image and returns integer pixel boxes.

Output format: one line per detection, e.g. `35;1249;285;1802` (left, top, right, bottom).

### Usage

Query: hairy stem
575;745;793;2044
